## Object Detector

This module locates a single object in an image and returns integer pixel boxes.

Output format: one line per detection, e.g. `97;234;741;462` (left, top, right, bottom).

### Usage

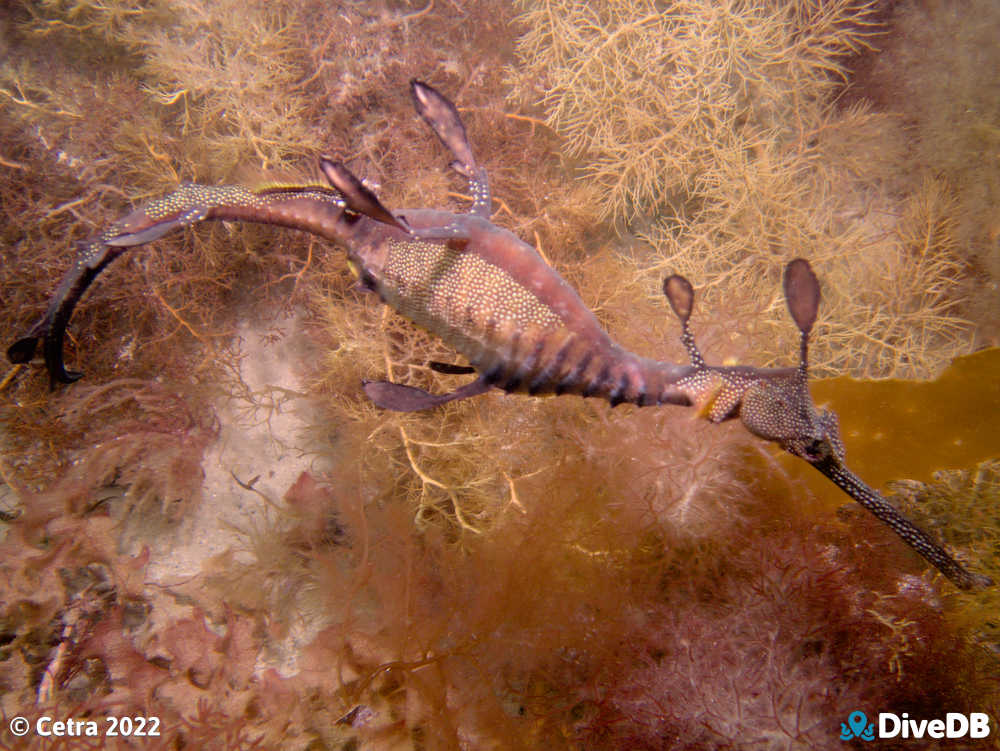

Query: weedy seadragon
8;81;991;590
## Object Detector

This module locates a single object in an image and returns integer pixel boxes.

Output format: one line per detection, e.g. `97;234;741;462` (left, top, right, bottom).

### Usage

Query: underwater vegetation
509;0;882;223
510;0;988;380
1;0;998;749
852;0;1000;352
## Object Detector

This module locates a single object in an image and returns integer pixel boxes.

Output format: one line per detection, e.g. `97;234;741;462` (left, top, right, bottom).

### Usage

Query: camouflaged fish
7;81;990;590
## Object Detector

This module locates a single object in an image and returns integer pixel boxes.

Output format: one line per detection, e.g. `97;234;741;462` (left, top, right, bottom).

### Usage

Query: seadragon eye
804;438;826;461
784;433;834;464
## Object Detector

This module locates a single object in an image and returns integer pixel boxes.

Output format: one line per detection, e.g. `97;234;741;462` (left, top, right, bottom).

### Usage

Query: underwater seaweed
509;0;882;223
888;459;1000;655
644;149;975;379
509;0;977;379
1;1;997;749
855;0;1000;349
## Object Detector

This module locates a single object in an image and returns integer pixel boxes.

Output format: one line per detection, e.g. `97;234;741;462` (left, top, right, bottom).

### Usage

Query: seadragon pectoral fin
428;361;476;375
362;376;492;411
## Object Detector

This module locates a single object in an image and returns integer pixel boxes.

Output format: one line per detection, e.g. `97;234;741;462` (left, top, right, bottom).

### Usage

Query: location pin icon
848;711;867;738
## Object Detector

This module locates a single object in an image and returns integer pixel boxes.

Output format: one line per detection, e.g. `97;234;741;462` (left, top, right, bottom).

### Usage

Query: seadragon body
7;81;991;591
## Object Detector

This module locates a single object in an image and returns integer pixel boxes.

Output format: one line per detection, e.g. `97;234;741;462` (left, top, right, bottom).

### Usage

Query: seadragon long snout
814;458;993;591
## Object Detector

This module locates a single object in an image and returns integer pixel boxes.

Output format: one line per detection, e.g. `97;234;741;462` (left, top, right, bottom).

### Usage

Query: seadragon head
737;259;845;464
664;259;992;590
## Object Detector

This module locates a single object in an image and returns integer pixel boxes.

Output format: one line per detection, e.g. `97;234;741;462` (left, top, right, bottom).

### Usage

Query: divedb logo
840;710;991;741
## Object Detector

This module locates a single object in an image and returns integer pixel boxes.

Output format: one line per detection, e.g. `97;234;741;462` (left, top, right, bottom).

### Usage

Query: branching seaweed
1;1;996;748
510;0;881;223
509;0;975;379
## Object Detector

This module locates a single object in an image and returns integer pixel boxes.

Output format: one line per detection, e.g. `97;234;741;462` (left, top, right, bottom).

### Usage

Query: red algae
1;1;998;749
